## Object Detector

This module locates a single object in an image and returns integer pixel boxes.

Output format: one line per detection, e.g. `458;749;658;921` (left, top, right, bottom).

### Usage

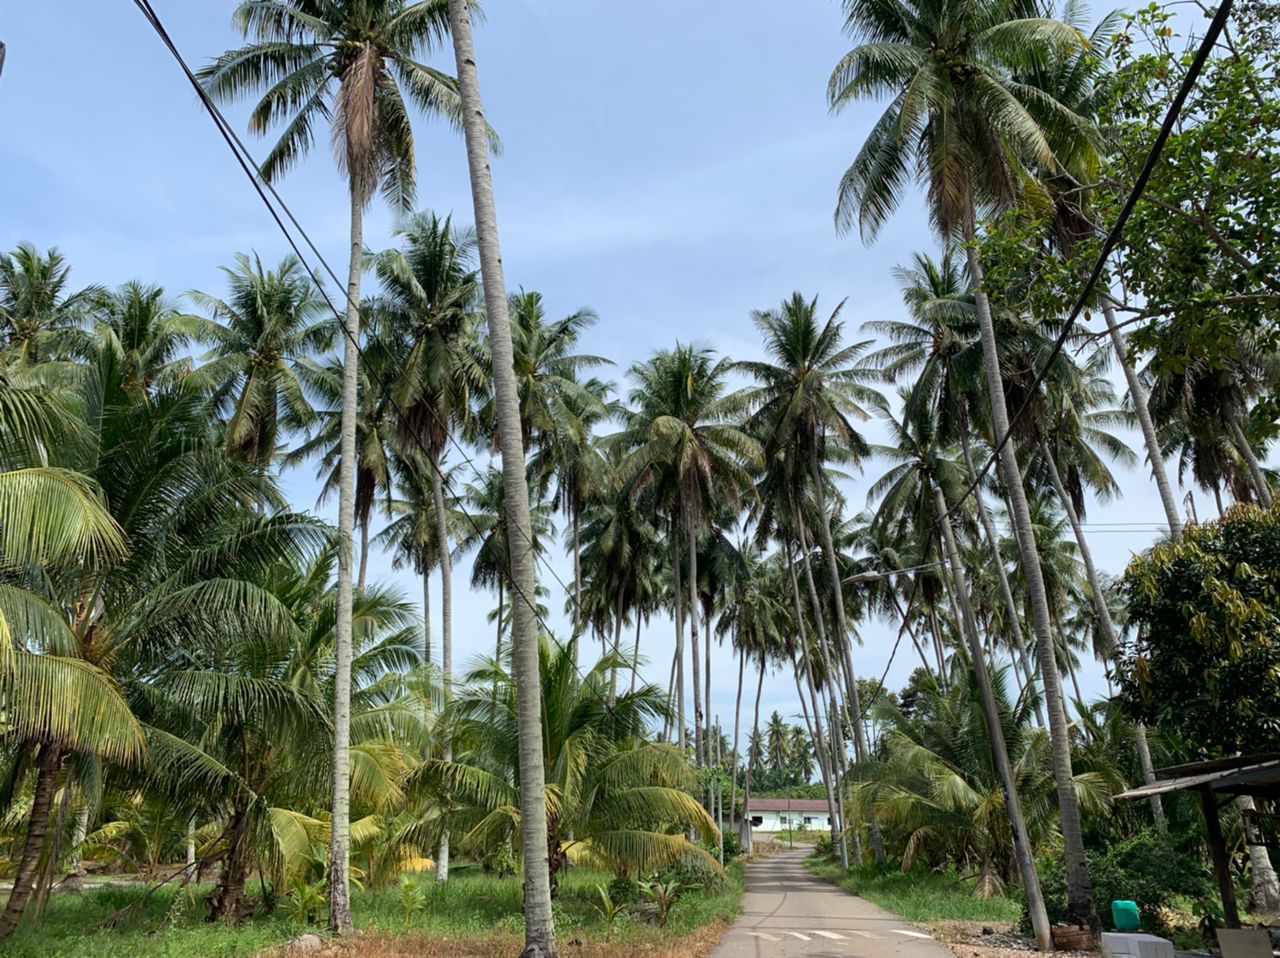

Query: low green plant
641;878;683;928
396;875;428;925
281;876;325;927
592;884;626;938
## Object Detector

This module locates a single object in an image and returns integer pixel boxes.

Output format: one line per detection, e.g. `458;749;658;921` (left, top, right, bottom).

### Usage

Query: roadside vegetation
3;0;1280;954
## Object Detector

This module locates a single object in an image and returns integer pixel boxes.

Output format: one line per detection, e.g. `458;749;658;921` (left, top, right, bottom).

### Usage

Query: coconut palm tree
620;346;761;770
0;339;327;939
0;243;100;367
190;253;332;466
736;293;881;784
202;1;467;929
443;3;559;945
286;345;397;593
93;282;204;396
829;0;1098;923
408;639;718;895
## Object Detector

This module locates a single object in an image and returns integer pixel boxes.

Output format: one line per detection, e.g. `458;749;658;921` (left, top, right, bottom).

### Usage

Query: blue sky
2;1;1184;746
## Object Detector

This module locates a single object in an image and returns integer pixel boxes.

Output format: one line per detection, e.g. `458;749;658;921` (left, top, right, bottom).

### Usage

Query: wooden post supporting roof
1200;786;1241;929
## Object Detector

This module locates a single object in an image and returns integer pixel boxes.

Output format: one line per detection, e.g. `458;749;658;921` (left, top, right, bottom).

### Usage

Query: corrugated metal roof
1115;759;1280;801
745;798;831;812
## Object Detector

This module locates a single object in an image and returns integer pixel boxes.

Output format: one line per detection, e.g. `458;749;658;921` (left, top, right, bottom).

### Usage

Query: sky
0;1;1192;750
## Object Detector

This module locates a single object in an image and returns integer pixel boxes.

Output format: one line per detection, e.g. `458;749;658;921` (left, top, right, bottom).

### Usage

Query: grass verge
4;864;744;958
806;857;1022;924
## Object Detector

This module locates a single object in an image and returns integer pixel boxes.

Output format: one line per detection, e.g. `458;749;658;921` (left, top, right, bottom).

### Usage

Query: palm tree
455;465;555;662
202;2;466;929
621;346;761;770
94;282;203;396
765;711;791;779
829;0;1098;925
532;376;617;630
409;640;718;895
190;253;332;466
287;346;397;593
0;343;325;938
443;4;560;948
0;243;99;366
848;667;1111;894
736;294;881;799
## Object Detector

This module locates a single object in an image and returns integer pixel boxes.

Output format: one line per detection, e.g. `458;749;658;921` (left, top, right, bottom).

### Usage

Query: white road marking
785;932;812;941
812;931;846;940
892;929;932;939
748;932;782;942
846;930;881;939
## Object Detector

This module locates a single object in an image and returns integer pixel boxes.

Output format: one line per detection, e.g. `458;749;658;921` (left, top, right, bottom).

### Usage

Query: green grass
4;863;744;958
807;857;1022;924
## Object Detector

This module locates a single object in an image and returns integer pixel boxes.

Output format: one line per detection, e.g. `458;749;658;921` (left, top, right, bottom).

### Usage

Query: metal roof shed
1115;754;1280;929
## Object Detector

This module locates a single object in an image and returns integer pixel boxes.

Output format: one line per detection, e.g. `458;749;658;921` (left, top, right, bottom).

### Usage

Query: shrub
608;875;642;904
722;831;743;862
813;834;834;860
1028;830;1211;934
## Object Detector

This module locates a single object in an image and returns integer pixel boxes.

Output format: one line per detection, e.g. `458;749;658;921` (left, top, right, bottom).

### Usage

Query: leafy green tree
1119;506;1280;759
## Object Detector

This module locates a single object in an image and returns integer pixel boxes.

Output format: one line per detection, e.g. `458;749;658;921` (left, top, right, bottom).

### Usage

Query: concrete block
1134;935;1174;958
1217;928;1273;958
1101;931;1175;958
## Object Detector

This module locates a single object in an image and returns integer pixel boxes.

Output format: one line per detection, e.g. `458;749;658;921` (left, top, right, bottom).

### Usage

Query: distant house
743;797;831;833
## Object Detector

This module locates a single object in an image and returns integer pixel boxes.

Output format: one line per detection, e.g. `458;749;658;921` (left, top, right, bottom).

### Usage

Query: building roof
1114;754;1280;801
746;798;830;813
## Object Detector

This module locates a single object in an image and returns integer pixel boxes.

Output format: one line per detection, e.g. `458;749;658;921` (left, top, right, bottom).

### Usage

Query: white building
743;797;832;834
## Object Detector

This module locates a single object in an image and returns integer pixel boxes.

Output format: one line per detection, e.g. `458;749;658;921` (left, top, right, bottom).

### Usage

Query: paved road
710;848;954;958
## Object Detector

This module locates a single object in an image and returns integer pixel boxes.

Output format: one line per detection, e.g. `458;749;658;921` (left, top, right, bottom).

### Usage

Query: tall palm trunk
785;547;850;868
742;654;765;853
629;615;642;697
1102;301;1183;535
1229;415;1273;508
1040;440;1164;826
1238;796;1280;915
572;508;581;631
704;598;714;781
328;181;363;936
422;566;432;666
807;445;875;773
961;432;1045;727
672;531;687;753
934;486;1052;950
790;646;847;868
808;449;886;862
687;515;705;769
799;511;883;862
430;452;453;882
357;515;370;593
0;745;62;942
795;525;859;863
447;5;557;953
963;215;1096;928
729;645;745;843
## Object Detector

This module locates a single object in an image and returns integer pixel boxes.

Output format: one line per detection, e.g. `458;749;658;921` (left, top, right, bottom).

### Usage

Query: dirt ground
924;919;1096;958
274;921;735;958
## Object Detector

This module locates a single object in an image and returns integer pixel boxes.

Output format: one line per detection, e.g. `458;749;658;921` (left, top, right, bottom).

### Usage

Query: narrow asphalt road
709;848;954;958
